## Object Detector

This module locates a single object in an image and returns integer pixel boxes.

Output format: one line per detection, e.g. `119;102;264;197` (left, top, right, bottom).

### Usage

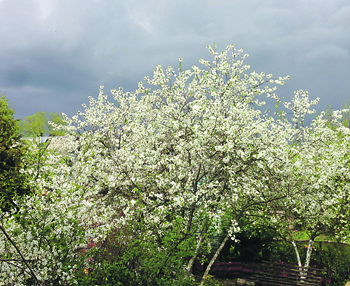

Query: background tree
323;99;350;130
256;94;350;275
0;93;31;213
19;111;66;137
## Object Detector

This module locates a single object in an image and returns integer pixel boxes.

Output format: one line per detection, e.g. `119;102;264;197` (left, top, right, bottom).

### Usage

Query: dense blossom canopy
0;44;349;285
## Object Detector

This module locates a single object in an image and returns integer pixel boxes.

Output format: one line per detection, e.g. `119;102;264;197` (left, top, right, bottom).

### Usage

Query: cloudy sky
1;0;349;120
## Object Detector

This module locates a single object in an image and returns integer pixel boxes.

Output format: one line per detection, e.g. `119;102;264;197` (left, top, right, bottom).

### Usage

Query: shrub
303;241;350;286
0;93;31;213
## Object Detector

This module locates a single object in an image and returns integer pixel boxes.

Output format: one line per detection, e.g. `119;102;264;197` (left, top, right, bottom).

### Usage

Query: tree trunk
304;239;314;268
291;240;304;280
302;239;314;280
292;239;314;282
291;240;302;267
199;233;230;286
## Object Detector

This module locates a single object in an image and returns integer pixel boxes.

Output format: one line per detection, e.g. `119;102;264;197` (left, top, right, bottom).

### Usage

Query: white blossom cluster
1;44;349;285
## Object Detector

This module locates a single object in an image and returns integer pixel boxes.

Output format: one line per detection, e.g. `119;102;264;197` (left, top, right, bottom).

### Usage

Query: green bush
0;93;31;213
74;217;199;285
211;230;297;264
209;213;296;264
263;240;350;285
298;241;350;286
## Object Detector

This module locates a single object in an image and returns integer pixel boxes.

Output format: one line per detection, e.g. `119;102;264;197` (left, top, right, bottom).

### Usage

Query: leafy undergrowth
292;229;332;242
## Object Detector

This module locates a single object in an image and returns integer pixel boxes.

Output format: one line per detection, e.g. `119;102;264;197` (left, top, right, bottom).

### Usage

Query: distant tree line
19;111;66;137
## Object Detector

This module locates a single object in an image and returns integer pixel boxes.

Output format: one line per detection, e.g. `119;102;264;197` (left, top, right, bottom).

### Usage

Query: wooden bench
210;262;242;276
246;261;324;286
209;261;259;278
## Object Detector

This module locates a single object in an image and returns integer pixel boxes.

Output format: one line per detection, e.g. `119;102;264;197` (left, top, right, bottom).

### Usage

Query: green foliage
297;242;350;286
19;111;66;137
292;229;330;242
74;216;199;285
0;93;31;213
213;226;296;264
201;276;226;286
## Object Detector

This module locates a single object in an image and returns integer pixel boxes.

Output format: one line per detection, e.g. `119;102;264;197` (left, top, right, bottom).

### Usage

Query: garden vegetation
0;44;350;285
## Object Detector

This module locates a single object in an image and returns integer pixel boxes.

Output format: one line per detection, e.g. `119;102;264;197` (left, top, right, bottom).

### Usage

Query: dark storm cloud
0;0;349;119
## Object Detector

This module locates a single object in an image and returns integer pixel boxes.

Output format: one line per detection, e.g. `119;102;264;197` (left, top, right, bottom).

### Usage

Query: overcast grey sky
1;0;349;120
